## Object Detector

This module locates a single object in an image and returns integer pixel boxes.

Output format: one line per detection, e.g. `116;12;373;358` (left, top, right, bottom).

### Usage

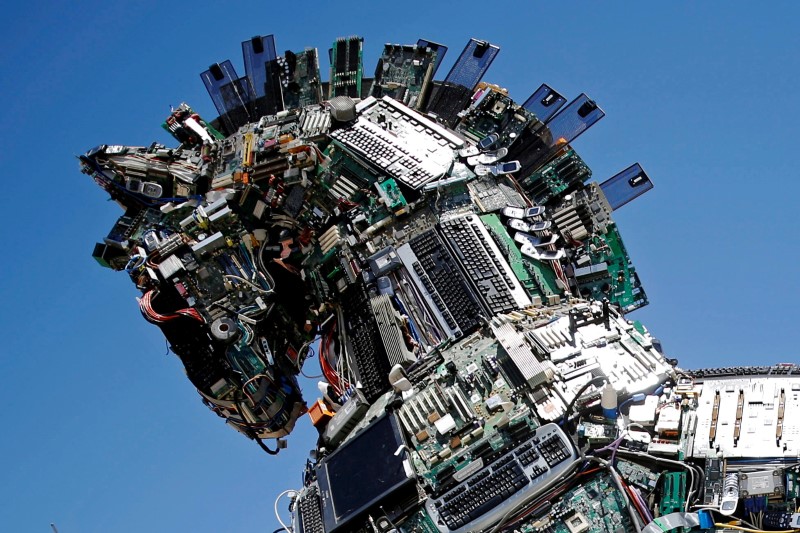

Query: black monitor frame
315;413;415;533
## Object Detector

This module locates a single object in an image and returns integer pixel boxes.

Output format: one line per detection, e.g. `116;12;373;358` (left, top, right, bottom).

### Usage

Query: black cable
558;375;608;432
235;400;280;455
256;437;280;455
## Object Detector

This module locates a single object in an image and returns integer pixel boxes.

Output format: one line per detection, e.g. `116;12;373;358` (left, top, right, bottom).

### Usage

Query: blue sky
1;1;798;531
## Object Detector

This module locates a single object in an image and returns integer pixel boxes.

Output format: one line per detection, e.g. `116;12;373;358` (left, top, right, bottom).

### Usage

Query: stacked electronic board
82;34;800;533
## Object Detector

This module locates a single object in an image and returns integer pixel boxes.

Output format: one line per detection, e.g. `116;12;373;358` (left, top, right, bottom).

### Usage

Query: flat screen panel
218;77;256;115
319;413;411;532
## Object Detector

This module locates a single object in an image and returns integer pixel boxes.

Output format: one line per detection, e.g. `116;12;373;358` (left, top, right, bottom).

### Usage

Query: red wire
318;323;338;393
139;290;204;324
319;320;349;395
623;482;649;523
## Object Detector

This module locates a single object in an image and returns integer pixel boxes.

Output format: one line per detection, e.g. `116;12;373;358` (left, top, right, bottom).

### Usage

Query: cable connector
697;509;713;529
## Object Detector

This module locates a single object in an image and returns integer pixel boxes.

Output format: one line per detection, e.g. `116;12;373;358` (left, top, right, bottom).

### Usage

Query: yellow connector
242;132;254;167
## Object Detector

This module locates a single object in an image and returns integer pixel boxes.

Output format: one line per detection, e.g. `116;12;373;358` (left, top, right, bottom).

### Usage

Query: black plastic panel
544;93;605;144
242;34;277;98
599;163;654;210
443;38;499;90
417;38;448;78
200;60;257;133
523;83;566;122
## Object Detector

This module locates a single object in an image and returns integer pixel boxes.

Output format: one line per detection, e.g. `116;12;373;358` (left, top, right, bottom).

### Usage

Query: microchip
282;184;305;218
532;388;548;401
434;414;456;435
485;394;503;412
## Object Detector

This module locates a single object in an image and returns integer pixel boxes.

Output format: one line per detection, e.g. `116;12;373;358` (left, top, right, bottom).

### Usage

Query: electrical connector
697;509;713;529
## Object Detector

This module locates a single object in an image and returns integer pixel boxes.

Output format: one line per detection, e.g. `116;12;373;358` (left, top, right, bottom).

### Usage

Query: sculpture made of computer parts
84;34;800;533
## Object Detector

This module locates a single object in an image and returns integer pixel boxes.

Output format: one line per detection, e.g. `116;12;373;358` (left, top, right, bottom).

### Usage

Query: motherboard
82;33;800;533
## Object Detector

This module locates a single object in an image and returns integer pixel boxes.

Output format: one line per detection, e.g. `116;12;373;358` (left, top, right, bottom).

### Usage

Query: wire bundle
138;289;204;324
319;319;349;397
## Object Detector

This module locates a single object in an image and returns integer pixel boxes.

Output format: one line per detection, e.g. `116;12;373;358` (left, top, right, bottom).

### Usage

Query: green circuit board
370;44;437;109
518;473;632;533
575;222;647;313
280;48;323;109
659;472;687;515
521;149;592;205
457;89;536;148
405;331;538;491
329;36;363;98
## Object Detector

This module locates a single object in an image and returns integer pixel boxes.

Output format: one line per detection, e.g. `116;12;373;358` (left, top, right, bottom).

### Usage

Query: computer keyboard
425;423;577;533
341;281;391;402
397;229;482;340
330;96;461;189
439;214;531;315
296;485;325;533
169;340;228;393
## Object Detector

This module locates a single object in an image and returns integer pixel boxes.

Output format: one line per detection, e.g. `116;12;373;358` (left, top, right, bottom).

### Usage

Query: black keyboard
687;365;800;378
341;281;391;402
169;340;228;395
297;486;325;533
426;423;577;533
403;229;482;338
439;215;530;315
426;82;473;127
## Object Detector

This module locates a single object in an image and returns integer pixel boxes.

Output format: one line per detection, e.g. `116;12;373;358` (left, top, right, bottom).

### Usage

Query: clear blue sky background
1;1;798;531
